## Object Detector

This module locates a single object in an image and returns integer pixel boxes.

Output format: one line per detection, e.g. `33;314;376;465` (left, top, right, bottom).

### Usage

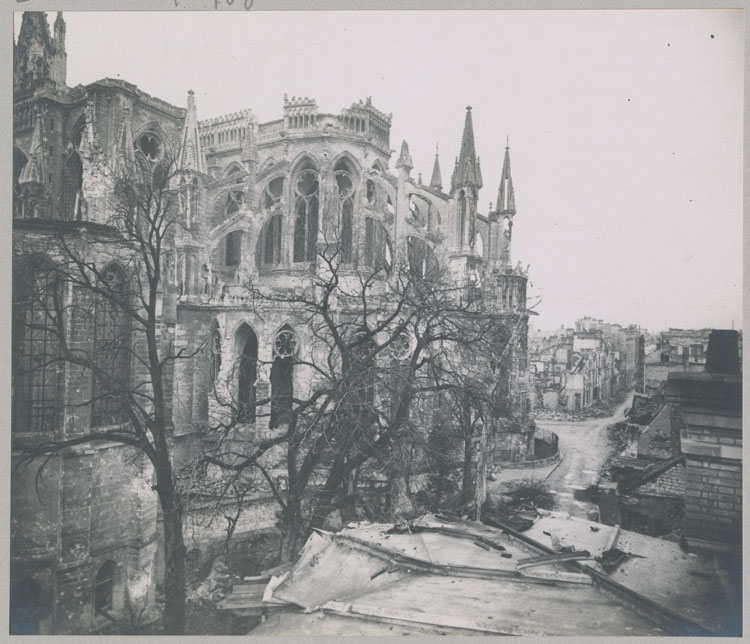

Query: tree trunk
278;494;304;563
157;471;186;634
461;434;474;505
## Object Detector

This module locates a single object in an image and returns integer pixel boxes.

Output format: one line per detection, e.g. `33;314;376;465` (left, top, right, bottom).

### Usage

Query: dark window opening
262;215;283;266
341;202;353;263
335;166;356;263
138;133;161;161
94;561;116;615
366;180;376;206
62;151;83;220
73;127;84;150
225;230;242;267
209;327;222;384
237;325;258;424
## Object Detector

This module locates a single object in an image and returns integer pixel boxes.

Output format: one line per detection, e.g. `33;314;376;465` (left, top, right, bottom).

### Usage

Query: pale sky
17;10;744;333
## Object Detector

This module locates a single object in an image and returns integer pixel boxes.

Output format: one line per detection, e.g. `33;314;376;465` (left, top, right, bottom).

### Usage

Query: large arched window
407;236;439;280
224;230;242;267
91;265;130;428
270;326;297;428
236;324;258;424
258;215;283;267
12;260;63;433
334;161;356;263
61;151;83;220
94;561;116;616
350;329;376;412
292;162;319;262
364;217;391;272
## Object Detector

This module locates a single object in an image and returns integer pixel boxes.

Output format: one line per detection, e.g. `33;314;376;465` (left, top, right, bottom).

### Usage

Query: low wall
497;429;560;469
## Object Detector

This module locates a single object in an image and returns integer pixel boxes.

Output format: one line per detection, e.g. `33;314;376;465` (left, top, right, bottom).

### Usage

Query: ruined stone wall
11;444;158;634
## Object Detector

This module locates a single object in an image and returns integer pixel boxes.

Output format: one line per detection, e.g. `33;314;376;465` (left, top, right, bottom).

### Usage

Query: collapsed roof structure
220;512;735;636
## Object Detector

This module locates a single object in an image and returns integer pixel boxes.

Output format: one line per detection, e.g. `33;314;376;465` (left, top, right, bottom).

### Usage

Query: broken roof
637;402;682;460
235;513;727;636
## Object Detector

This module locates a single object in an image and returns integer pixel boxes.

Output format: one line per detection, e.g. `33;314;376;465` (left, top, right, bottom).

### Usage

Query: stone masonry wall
683;456;741;546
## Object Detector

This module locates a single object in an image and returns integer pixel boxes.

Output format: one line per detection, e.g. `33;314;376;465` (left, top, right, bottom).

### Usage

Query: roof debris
218;512;726;636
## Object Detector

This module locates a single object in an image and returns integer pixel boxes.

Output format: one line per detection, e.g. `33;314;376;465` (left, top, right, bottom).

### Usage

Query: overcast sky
18;10;743;333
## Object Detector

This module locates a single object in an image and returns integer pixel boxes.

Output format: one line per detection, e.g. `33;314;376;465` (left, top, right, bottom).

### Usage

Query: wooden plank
515;550;591;569
518;568;593;585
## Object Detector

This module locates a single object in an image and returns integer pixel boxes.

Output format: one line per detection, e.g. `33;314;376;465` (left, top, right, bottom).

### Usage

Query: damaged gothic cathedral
12;13;535;633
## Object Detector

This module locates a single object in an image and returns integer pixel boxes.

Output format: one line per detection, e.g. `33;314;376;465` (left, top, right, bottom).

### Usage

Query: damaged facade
602;330;742;551
529;318;641;412
11;12;533;633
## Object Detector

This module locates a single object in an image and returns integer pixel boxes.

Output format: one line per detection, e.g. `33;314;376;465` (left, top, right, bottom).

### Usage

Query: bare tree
198;239;514;561
13;145;195;634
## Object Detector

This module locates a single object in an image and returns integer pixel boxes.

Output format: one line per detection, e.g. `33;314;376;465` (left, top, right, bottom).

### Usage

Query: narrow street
536;393;633;518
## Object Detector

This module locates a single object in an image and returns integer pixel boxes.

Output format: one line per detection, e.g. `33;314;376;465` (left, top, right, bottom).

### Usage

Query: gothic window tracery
270;326;297;428
138;133;161;162
260;215;283;266
12;260;63;433
263;177;284;211
91;264;131;428
334;162;356;263
292;163;319;263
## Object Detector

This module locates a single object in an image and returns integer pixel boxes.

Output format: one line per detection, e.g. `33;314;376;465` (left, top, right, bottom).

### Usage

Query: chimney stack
705;330;740;374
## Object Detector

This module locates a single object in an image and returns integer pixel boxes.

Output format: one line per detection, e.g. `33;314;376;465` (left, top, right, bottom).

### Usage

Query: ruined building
11;12;531;633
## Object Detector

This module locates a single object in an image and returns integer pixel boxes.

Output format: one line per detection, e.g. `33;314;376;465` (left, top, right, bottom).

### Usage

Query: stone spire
19;114;45;186
14;12;64;90
54;12;66;48
395;139;413;174
429;143;443;191
178;90;206;174
451;106;482;191
52;12;67;87
497;142;516;213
